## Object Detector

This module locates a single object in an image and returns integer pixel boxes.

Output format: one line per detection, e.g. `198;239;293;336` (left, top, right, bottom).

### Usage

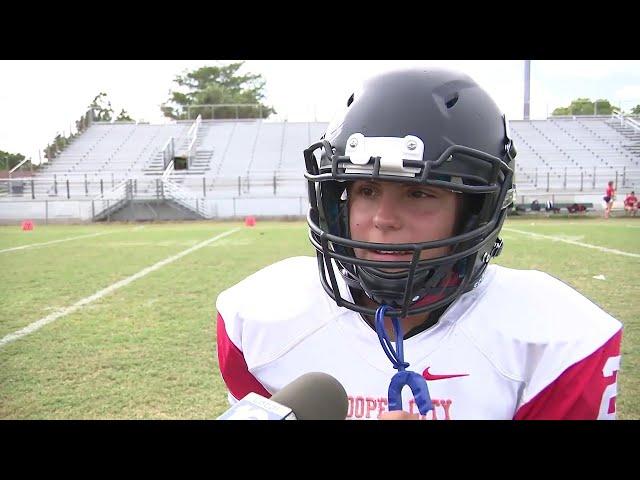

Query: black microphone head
270;372;348;420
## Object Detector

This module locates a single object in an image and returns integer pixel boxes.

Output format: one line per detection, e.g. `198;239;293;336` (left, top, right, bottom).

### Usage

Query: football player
216;68;622;420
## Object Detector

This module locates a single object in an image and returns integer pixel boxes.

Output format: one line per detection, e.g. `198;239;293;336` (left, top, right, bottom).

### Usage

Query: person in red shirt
603;181;616;219
624;191;637;217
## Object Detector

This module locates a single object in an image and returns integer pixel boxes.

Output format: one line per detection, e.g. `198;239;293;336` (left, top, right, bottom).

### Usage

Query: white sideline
503;227;640;258
0;228;240;349
0;231;116;254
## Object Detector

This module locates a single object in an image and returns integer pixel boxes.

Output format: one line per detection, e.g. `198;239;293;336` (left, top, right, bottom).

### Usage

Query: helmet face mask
304;68;516;319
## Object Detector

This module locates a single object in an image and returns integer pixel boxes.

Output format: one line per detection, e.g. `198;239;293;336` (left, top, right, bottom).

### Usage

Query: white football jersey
216;257;622;420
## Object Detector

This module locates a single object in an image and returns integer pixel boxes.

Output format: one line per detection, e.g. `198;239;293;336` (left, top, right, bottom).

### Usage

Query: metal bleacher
192;120;329;198
4;112;639;220
509;115;640;198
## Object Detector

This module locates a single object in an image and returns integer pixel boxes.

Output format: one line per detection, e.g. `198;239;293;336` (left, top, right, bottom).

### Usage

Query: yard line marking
0;228;240;349
0;231;115;253
503;227;640;258
0;226;150;253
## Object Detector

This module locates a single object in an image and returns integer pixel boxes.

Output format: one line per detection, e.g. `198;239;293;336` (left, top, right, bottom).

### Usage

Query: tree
89;92;114;122
0;150;26;170
54;133;66;151
161;62;276;120
115;109;134;122
631;105;640;115
552;98;619;116
43;93;130;163
75;110;92;133
44;143;56;161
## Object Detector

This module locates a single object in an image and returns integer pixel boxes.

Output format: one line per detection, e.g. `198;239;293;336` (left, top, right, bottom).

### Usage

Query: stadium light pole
523;60;531;120
620;100;630;116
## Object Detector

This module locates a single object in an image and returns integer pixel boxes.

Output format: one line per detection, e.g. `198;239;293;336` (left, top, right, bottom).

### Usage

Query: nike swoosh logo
422;367;469;381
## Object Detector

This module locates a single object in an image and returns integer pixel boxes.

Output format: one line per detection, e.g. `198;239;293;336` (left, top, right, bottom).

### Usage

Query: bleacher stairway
606;120;640;159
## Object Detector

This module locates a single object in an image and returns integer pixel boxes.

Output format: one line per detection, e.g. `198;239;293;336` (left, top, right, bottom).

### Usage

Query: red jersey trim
513;329;622;420
216;312;272;400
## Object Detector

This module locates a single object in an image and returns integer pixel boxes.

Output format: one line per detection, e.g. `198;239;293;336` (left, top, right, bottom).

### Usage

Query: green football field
0;217;637;419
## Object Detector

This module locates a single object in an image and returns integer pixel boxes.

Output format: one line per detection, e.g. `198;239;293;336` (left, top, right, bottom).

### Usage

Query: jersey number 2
598;355;621;420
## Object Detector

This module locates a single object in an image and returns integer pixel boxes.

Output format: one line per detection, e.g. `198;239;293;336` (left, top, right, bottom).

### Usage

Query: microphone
217;372;348;420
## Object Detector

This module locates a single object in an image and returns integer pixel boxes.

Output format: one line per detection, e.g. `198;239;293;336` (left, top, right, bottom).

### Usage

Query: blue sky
1;60;639;164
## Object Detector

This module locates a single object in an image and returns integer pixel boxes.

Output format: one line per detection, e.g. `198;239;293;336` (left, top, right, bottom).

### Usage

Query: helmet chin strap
375;304;433;415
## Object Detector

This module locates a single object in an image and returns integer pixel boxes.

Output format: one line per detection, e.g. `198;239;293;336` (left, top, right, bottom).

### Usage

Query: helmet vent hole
347;93;355;107
445;93;459;109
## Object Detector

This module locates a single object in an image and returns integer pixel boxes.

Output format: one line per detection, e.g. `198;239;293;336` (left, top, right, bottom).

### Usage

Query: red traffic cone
244;215;256;227
21;220;34;231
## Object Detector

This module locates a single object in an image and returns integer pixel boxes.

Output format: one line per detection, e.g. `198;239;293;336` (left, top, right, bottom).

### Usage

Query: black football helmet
304;68;516;319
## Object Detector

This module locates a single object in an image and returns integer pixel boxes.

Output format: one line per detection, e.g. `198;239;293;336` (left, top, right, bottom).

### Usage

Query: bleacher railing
0;174;114;199
158;158;207;218
161;179;208;218
516;165;640;192
611;109;624;125
9;157;32;176
162;159;175;181
161;137;175;169
185;114;201;168
626;117;640;132
3;163;639;202
610;110;640;131
92;178;131;219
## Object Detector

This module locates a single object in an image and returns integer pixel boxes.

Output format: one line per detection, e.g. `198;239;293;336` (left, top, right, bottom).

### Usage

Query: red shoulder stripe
514;329;622;420
216;313;271;400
